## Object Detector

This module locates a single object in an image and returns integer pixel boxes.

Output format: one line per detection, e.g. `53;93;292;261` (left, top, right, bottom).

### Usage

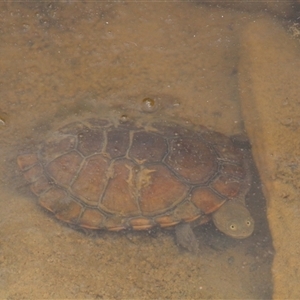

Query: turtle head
212;201;254;239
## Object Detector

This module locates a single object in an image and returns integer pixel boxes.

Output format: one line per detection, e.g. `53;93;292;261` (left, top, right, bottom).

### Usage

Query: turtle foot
175;223;198;253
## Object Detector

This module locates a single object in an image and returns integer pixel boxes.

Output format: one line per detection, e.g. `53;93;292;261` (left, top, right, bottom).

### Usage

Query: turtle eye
229;223;237;231
245;220;252;227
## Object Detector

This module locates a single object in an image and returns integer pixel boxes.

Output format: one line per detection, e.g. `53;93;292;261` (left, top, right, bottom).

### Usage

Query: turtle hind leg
175;223;198;253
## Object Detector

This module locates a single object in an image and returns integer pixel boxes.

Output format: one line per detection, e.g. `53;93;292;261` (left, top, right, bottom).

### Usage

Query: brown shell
17;118;247;231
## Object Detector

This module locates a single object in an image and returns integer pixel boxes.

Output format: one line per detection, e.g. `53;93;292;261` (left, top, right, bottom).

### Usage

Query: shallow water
0;2;276;298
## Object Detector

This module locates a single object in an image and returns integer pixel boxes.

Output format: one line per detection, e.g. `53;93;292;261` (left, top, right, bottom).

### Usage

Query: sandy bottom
0;2;275;298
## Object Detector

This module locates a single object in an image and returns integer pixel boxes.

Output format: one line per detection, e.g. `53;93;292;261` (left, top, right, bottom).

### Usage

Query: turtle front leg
175;223;198;253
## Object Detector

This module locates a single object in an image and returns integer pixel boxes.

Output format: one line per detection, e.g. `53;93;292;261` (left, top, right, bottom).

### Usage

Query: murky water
0;2;277;298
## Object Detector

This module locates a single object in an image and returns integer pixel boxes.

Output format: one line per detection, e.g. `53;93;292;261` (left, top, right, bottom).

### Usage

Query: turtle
17;118;254;252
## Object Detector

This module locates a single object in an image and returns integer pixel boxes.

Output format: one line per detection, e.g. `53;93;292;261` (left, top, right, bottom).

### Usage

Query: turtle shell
17;118;247;231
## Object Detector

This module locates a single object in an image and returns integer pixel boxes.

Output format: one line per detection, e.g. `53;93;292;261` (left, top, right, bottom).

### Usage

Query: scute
40;135;77;162
106;128;130;158
166;137;217;184
77;128;104;156
46;151;83;186
17;118;250;235
129;131;168;163
100;159;140;216
72;154;110;206
191;187;225;214
138;164;188;216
